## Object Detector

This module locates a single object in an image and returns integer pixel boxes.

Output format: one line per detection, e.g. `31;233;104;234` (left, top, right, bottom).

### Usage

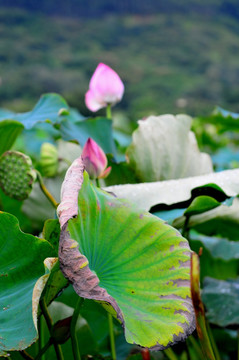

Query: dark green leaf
184;196;220;217
43;219;61;253
60;117;116;155
43;261;69;307
202;277;239;327
174;198;239;240
0;212;55;355
189;234;239;281
0;120;24;156
0;94;69;129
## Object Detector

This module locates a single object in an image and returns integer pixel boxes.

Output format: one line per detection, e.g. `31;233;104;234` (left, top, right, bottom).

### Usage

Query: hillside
0;7;239;119
1;0;239;19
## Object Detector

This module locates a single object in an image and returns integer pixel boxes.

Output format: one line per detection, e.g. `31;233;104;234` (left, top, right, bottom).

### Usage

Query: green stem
40;299;64;360
106;104;112;119
70;297;84;360
206;321;221;360
191;253;216;360
108;313;116;360
186;336;204;360
36;171;58;209
35;339;52;360
182;216;190;239
38;315;45;360
163;347;178;360
95;178;100;188
40;298;53;332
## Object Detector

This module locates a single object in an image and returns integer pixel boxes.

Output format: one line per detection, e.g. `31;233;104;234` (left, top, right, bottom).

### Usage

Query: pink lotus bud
85;63;124;112
82;138;111;179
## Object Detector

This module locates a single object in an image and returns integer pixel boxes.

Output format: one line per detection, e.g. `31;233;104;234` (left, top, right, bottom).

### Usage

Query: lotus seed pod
0;151;37;200
39;142;58;177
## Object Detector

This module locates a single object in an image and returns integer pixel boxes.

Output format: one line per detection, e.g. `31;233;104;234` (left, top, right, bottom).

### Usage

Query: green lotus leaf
43;219;61;252
173;197;239;240
60;117;116;156
0;151;37;201
105;168;239;211
57;157;195;350
0;212;55;356
126;114;213;182
202;277;239;327
42;261;69;307
189;232;239;281
0;93;69;130
0;120;24;156
184;196;221;217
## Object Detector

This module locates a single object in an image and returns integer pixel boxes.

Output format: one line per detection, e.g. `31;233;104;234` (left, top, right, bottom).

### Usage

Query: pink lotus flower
82;138;111;179
85;63;124;112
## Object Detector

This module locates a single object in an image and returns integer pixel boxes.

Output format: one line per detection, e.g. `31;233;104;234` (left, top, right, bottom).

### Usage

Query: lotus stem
190;252;216;360
141;348;150;360
106;104;112;119
182;215;190;239
38;315;45;360
40;298;64;360
163;347;178;360
70;297;84;360
35;339;52;360
108;313;116;360
95;178;100;188
206;321;221;360
36;170;58;209
186;336;204;360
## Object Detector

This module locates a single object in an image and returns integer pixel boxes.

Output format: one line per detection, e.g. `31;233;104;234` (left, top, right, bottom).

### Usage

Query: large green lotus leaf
0;212;55;356
60;117;116;156
173;197;239;240
0;120;24;156
57;157;195;350
126;115;213;182
202;277;239;327
0;93;69;130
105;168;239;211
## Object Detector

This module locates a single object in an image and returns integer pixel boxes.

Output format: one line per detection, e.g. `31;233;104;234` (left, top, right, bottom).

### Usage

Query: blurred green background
0;0;239;119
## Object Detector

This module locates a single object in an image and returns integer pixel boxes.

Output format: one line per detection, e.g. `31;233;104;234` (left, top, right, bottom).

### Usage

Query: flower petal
85;89;106;112
86;63;124;109
82;138;108;179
